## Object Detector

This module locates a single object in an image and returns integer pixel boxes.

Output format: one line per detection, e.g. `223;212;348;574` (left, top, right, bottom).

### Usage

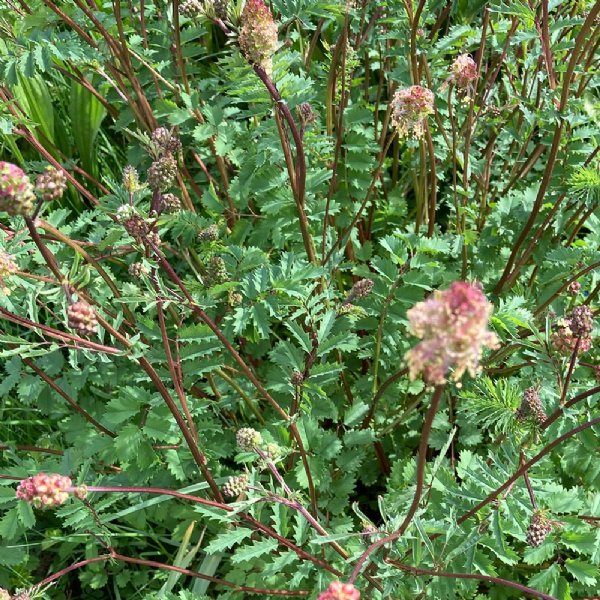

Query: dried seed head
198;224;219;241
404;281;499;385
568;305;594;337
16;473;72;509
147;154;178;192
179;0;203;17
515;387;547;425
345;278;374;303
239;0;278;75
129;262;149;278
391;86;434;139
526;511;554;547
152;127;182;155
123;165;142;193
0;161;35;216
318;581;360;600
223;473;249;498
67;300;98;336
35;166;67;202
161;193;182;214
236;427;263;452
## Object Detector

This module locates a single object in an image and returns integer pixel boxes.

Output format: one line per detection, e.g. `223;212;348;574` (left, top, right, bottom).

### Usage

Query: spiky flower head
223;473;249;498
236;427;263;452
0;161;35;216
152;127;182;156
318;581;360;600
239;0;278;75
526;511;555;547
161;193;182;214
391;86;434;139
35;166;67;202
404;281;499;385
198;224;219;241
515;387;547;426
344;278;374;304
16;473;72;509
179;0;203;17
450;54;478;89
123;165;142;194
147;154;178;192
129;262;149;278
67;300;98;336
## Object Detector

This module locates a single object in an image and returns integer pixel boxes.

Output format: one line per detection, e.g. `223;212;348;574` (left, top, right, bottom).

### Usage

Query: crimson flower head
0;161;35;216
16;473;73;509
318;581;360;600
239;0;278;75
404;281;499;385
391;85;434;139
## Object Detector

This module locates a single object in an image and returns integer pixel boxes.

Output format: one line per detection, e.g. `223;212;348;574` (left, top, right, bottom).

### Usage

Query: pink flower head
318;581;360;600
391;85;434;139
0;161;35;216
239;0;278;75
16;473;72;509
551;306;594;355
450;54;478;88
404;281;499;385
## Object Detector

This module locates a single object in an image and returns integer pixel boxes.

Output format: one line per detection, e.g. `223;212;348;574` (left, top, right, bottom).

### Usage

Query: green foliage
0;0;599;599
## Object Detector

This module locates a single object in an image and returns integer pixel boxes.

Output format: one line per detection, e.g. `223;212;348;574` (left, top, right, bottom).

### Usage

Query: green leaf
204;528;254;554
564;559;598;586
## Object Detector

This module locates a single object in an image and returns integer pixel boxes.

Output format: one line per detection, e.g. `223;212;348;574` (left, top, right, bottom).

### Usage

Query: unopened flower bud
179;0;203;17
0;161;35;216
213;0;229;20
161;193;182;213
205;255;228;286
345;278;373;303
198;224;219;241
123;166;142;193
567;281;581;295
152;127;182;155
236;427;263;452
129;262;149;278
35;166;67;201
223;473;249;498
526;511;554;547
297;102;316;126
290;371;304;386
515;387;546;425
67;300;98;336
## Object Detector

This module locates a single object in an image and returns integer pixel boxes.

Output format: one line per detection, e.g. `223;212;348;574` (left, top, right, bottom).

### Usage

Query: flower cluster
16;473;72;508
239;0;278;75
35;166;67;202
0;251;18;295
515;387;546;426
449;54;478;89
404;281;499;385
67;300;99;336
317;581;360;600
223;473;249;498
526;511;557;547
0;161;35;216
391;85;434;139
551;305;594;355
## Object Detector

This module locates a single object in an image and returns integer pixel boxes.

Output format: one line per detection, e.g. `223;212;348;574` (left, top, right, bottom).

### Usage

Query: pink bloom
0;161;35;216
318;581;360;600
404;281;499;385
239;0;278;75
450;54;478;88
391;85;434;139
16;473;73;508
551;306;594;355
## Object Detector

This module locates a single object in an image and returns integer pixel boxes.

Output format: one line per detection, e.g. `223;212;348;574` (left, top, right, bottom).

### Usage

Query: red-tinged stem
456;416;600;526
349;385;444;583
559;337;581;406
0;306;121;354
541;385;600;430
387;560;558;600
